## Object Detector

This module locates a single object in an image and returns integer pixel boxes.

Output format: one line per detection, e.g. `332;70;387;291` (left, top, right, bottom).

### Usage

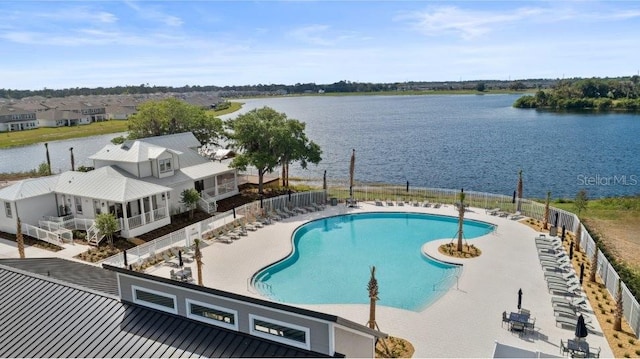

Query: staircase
87;223;105;246
198;194;218;215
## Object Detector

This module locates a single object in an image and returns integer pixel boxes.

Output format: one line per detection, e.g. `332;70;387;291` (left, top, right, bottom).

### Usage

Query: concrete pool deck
146;202;614;358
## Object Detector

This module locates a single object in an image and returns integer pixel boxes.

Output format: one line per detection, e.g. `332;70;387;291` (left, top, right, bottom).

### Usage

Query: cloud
124;0;183;27
398;6;546;40
34;7;118;24
287;24;333;46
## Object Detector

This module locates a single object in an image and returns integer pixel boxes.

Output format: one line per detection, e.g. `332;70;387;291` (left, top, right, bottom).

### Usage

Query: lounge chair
215;234;233;244
311;203;325;211
293;207;308;214
545;271;578;282
546;276;579;287
433;203;442;209
386;199;394;206
162;253;179;267
252;220;265;228
282;207;297;217
510;211;523;220
375;200;384;206
275;209;290;218
548;283;582;296
423;201;431;207
555;315;597;332
396;199;404;206
539;250;568;259
487;208;501;215
412;200;420;207
552;296;588;308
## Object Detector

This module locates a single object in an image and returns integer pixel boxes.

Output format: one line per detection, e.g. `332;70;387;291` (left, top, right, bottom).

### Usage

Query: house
105;104;137;119
36;109;85;127
0;106;38;132
0;258;383;357
0;132;238;242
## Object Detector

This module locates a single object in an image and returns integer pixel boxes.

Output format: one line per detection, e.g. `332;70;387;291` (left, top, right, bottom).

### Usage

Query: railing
22;223;71;246
153;207;167;220
197;196;217;215
128;214;143;229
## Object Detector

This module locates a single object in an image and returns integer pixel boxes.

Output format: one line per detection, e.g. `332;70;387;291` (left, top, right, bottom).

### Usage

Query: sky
1;0;639;90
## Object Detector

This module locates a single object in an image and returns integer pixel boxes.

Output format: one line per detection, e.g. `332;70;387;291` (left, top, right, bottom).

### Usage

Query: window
75;197;83;214
132;286;177;314
186;299;238;331
159;158;172;173
249;315;310;350
4;202;12;218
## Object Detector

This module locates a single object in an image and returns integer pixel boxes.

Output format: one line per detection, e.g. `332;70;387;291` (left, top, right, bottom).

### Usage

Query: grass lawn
0;120;129;148
0;101;245;149
551;196;640;271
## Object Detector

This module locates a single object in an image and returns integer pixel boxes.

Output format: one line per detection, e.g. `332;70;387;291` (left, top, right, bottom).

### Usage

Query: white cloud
398;6;546;40
124;0;183;27
288;24;333;46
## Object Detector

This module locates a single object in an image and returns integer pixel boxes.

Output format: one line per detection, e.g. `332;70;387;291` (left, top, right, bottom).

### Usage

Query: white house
0;132;239;242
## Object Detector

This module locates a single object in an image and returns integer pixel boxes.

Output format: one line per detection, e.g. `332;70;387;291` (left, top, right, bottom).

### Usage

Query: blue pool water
253;212;495;311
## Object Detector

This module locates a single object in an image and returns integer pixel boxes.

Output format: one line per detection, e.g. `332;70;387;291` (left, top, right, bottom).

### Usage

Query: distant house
0;132;238;242
105;104;137;119
0;258;383;357
0;106;38;132
37;109;84;127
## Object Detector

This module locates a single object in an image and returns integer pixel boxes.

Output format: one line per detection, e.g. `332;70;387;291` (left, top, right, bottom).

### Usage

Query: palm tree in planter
457;189;465;252
16;217;25;259
543;191;551;230
614;279;623;331
516;170;523;212
181;188;200;220
575;224;582;253
367;266;379;330
194;238;203;286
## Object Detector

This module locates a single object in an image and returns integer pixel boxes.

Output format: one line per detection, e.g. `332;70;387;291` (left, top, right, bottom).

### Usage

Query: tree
276;119;322;187
95;213;119;246
543;191;551;230
37;162;50;176
16;217;25;259
194;238;203;286
367;266;379;330
589;246;598;282
516;170;523;212
475;82;486;92
457;190;465;252
614;279;623;331
574;189;589;217
227;107;318;194
127;98;223;145
181;188;200;219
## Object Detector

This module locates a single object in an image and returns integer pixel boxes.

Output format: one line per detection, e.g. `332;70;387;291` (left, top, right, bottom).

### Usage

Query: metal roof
181;160;234;180
0;264;329;358
0;175;60;201
0;258;119;296
89;141;182;163
55;167;171;202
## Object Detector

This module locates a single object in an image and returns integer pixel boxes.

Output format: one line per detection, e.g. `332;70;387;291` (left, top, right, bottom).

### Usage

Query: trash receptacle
330;198;338;206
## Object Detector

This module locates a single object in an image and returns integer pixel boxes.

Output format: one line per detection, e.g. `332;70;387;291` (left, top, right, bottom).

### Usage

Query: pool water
253;212;494;311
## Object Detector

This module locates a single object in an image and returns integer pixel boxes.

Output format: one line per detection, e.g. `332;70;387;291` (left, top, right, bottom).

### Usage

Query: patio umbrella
260;195;264;209
178;250;184;267
554;213;559;227
580;262;585;284
569;241;574;260
123;250;128;268
349;149;355;199
512;191;516;204
406;181;409;192
575;314;588;340
517;288;523;310
232;207;236;219
323;170;327;191
562;225;566;239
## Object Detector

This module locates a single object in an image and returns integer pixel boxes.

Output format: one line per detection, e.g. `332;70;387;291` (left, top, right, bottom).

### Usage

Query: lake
2;95;638;198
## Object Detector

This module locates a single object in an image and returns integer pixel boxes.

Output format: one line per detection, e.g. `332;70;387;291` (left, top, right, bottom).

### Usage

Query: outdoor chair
587;346;601;358
433;203;442;208
560;340;570;356
162;253;179;267
552;296;587;308
386;199;394;206
170;269;180;281
396;199;404;206
519;308;530;316
423;201;431;207
511;321;525;336
311;203;325;211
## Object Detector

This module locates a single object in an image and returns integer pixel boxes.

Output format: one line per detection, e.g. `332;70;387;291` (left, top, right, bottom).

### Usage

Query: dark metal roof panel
0;258;119;296
0;266;329;358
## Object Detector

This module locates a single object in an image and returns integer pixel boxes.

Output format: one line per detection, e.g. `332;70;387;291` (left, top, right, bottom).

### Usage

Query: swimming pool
252;212;495;311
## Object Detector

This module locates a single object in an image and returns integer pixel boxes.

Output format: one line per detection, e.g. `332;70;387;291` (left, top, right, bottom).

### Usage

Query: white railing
22;223;70;246
128;214;143;229
197;196;217;214
153;207;167;220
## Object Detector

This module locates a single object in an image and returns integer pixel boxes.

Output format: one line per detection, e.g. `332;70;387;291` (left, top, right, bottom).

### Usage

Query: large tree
181;188;200;219
227;106;322;193
127;98;223;145
277;118;322;187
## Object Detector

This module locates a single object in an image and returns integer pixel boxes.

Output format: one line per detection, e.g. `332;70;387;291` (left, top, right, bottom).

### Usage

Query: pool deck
148;202;613;357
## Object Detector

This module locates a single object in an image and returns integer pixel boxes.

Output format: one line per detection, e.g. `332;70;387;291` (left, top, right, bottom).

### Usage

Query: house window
132;286;177;314
186;299;238;331
4;202;12;218
249;314;310;350
75;197;83;214
159;158;172;173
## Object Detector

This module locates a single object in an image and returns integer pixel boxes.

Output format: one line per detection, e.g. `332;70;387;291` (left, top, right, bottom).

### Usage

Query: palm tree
367;266;379;330
516;170;523;212
575;224;582;252
614;279;623;331
194;238;203;286
589;247;598;282
543;191;551;230
457;189;465;252
16;217;25;259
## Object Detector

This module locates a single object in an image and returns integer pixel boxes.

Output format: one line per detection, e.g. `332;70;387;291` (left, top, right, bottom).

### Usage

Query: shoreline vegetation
513;76;640;112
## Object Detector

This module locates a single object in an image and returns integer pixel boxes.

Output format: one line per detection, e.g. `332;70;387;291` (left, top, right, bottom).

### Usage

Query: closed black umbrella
569;241;574;260
580;262;585;284
178;250;184;267
232;207;236;219
260;195;264;209
323;170;327;191
575;314;588;339
554;213;559;227
123;250;128;268
512;191;516;204
562;225;566;240
517;288;523;310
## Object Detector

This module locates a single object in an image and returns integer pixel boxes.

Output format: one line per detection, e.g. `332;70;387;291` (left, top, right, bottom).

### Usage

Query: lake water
1;94;638;198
